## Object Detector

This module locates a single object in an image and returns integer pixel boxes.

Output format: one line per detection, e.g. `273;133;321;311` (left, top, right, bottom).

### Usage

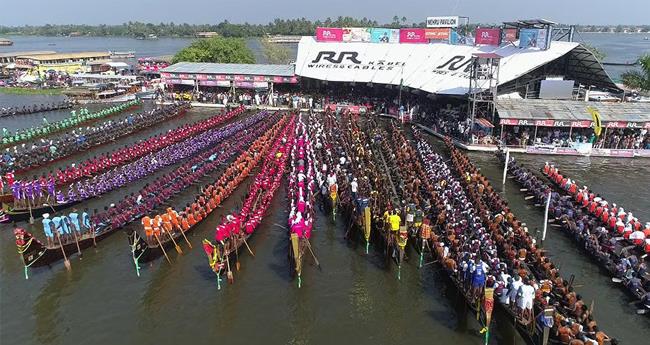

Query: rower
161;213;173;235
82;208;91;232
52;215;64;242
42;213;54;247
141;215;153;243
69;209;81;233
167;207;181;232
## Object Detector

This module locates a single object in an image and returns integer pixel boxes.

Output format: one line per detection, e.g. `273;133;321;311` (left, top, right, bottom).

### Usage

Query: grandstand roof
497;99;650;123
162;62;295;77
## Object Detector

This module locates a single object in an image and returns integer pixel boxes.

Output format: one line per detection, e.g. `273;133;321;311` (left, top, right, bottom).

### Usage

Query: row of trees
0;18;404;38
0;18;510;38
576;25;650;33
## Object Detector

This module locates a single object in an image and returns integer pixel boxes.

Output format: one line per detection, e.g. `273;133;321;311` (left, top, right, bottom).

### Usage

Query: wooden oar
225;251;234;283
26;195;34;224
165;229;182;254
520;188;528;192
175;224;192;248
70;225;83;259
154;233;171;264
524;195;535;200
305;239;320;269
55;231;71;270
242;237;255;257
234;235;241;271
91;223;97;247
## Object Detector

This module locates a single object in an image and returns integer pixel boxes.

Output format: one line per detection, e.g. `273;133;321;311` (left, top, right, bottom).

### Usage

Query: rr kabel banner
399;28;428;43
475;28;501;46
316;27;343;42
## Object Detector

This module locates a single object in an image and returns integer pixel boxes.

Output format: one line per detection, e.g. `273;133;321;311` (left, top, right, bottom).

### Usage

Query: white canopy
295;36;582;95
104;62;130;69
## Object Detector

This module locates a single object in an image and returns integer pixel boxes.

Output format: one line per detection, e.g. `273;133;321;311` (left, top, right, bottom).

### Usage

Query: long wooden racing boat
130;112;287;267
15;223;112;269
12;111;273;274
15;104;189;175
1;200;82;223
0;192;13;204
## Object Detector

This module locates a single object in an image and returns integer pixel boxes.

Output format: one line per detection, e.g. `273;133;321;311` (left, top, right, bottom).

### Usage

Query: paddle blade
236;261;241;271
64;259;72;271
175;245;183;254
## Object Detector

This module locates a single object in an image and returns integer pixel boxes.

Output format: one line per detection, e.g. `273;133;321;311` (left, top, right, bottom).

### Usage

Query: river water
0;33;646;80
0;34;649;345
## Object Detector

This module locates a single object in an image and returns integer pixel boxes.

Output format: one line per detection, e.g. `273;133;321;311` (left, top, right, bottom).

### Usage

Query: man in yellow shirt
389;211;401;232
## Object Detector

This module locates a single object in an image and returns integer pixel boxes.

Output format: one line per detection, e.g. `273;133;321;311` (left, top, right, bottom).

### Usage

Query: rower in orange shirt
180;214;190;231
152;215;162;240
161;213;173;234
167;207;181;232
187;211;197;226
141;215;153;243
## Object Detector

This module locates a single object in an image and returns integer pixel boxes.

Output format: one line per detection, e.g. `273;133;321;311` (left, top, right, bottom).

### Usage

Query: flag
586;106;602;136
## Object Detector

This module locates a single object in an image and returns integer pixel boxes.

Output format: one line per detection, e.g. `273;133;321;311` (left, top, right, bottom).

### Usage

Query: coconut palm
621;54;650;92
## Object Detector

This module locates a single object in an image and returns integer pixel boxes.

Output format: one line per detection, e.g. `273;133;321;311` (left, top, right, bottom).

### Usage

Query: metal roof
497;99;650;122
0;51;56;59
565;44;619;91
162;62;295;77
502;19;557;28
18;52;111;61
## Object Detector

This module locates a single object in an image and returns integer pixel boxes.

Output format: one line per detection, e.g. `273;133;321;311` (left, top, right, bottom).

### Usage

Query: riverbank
0;87;65;96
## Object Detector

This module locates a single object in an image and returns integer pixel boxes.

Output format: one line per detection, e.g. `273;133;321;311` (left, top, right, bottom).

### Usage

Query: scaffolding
467;53;501;138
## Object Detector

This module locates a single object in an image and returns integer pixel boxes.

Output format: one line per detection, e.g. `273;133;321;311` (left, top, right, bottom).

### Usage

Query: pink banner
475;28;501;45
500;119;593;128
399;28;428;43
316;27;344;42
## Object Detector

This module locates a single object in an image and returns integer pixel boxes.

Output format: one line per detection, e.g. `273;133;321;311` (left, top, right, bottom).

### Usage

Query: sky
0;0;647;26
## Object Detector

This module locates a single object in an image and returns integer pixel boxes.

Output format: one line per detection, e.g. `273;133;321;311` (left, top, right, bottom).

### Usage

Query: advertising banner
425;28;451;41
199;80;229;87
475;28;501;46
426;16;459;28
342;28;371;42
316;27;343;42
519;29;548;49
295;36;580;95
234;81;254;88
399;28;427;43
499;119;593;127
370;28;399;43
503;28;518;42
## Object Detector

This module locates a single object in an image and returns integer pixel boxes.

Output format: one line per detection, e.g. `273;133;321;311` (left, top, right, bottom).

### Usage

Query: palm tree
621;54;650;92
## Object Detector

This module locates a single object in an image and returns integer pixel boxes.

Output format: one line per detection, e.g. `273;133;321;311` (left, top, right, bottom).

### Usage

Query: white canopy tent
294;37;615;95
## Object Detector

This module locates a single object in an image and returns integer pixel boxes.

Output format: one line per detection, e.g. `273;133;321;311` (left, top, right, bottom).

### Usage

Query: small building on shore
160;62;297;95
195;32;219;38
15;52;112;74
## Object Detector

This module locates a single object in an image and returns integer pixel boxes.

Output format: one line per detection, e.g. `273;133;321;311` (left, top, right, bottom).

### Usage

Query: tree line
0;18;401;38
2;19;648;38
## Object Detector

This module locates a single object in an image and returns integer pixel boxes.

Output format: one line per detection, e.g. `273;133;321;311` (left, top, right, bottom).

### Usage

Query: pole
542;191;552;243
154;233;171;264
502;149;510;185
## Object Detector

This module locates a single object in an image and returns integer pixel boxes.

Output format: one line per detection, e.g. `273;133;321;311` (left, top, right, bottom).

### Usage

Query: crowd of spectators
501;127;650;150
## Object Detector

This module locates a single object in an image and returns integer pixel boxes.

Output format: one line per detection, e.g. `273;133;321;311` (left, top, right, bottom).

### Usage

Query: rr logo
311;51;361;64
